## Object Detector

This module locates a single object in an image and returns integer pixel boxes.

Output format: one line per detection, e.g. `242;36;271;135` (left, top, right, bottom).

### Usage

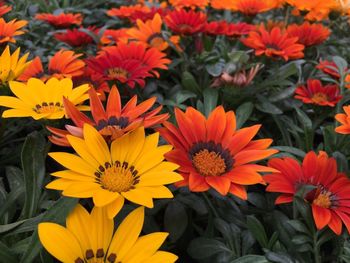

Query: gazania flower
107;4;150;19
225;22;255;37
335;106;350;134
0;45;31;84
286;0;336;21
54;27;96;47
157;106;278;198
0;18;27;43
0;78;89;120
165;9;207;35
47;86;169;146
87;43;170;88
0;1;11;17
287;22;330;47
127;14;179;51
100;28;129;45
231;0;277;16
169;0;209;9
241;26;304;61
204;21;228;36
129;6;167;23
316;60;342;78
265;151;350;235
39;205;178;263
294;79;342;107
47;124;182;218
35;13;82;28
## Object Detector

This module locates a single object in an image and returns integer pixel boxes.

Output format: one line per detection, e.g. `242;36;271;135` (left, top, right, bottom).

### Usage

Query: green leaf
164;201;188;242
236;102;254;129
294;107;312;130
265;251;295;263
203;88;218;117
21;131;47;219
187;237;231;259
286;220;310;235
246;216;269;248
255;101;283;115
272;146;306;158
181;71;201;94
0;219;26;234
269;86;296;102
20;197;78;263
291;234;312;245
0;241;18;263
231;255;268;263
206;59;226;77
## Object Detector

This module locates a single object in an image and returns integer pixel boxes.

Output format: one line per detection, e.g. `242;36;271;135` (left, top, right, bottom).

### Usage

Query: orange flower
35;13;82;28
211;0;235;10
107;4;150;18
47;86;169;146
54;27;96;47
231;0;278;16
335;106;350;134
18;50;85;82
100;29;129;45
0;1;11;17
286;0;337;21
0;18;27;43
127;14;179;51
287;22;330;47
294;79;342;107
169;0;209;9
157;106;278;198
265;151;350;235
165;9;207;35
241;26;304;61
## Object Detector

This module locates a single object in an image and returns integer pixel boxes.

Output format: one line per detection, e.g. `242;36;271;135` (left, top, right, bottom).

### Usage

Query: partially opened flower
35;12;82;28
294;79;342;107
0;1;11;17
287;22;330;47
316;59;342;78
47;86;169;146
335;105;350;134
0;78;89;120
39;205;178;263
265;151;350;235
241;26;304;61
0;45;31;84
0;18;27;43
54;27;96;47
47;125;182;218
157;106;278;198
164;9;207;35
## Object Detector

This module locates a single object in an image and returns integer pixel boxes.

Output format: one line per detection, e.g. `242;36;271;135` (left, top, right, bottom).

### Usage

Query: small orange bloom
35;13;82;28
47;86;169;146
18;56;44;81
286;0;337;21
241;26;304;61
169;0;209;9
165;9;207;35
335;106;350;134
158;106;278;198
100;29;129;45
287;22;330;47
294;79;342;107
0;18;27;43
265;151;350;235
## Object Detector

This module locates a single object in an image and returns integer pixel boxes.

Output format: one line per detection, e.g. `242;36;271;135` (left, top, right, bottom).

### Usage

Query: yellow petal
46;178;73;190
111;132;130;164
121;189;154;208
62;182;100;198
51;171;96;182
139;186;173;199
38;223;84;263
108;207;144;260
106;195;125;219
67;135;100;168
93;188;119;207
124;127;145;165
138;171;182;187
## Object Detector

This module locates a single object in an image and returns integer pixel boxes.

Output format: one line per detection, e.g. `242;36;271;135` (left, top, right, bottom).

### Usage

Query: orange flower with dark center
157;106;278;198
107;4;150;19
335;106;350;134
165;9;207;35
204;21;229;36
47;86;169;146
169;0;209;9
265;151;350;235
287;22;330;47
225;22;255;37
35;13;82;28
54;27;96;47
0;18;27;43
294;79;342;107
241;26;304;61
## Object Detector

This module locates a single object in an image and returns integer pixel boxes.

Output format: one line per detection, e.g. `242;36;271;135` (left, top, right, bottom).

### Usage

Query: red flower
0;1;11;17
294;79;342;107
129;7;167;22
165;9;207;35
18;56;44;81
54;27;96;47
35;13;82;28
157;106;278;198
204;21;228;36
241;26;304;61
226;22;255;37
107;4;150;19
287;22;330;47
47;86;169;146
265;151;350;235
316;60;342;78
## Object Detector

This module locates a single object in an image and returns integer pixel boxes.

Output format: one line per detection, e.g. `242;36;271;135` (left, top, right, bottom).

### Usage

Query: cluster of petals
286;22;330;47
164;9;207;35
54;27;97;47
0;18;27;43
35;12;83;28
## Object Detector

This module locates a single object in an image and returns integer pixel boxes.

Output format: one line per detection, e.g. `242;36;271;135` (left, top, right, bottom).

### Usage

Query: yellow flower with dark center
47;124;182;218
38;205;178;263
0;77;89;120
0;45;31;84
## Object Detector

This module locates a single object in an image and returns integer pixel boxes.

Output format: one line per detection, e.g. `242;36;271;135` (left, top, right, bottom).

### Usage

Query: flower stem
202;192;220;218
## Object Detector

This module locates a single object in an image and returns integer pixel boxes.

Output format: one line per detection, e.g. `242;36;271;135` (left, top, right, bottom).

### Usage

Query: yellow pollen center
313;192;332;208
192;149;226;177
99;164;136;192
34;102;62;114
107;67;129;80
312;92;328;104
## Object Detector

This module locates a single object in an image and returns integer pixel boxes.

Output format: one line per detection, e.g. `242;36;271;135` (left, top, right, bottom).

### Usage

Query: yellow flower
47;125;182;218
0;77;89;120
0;45;31;84
38;205;178;263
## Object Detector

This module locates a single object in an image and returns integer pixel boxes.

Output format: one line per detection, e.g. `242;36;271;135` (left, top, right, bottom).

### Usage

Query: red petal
205;176;231;196
312;204;331;230
106;85;121;118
